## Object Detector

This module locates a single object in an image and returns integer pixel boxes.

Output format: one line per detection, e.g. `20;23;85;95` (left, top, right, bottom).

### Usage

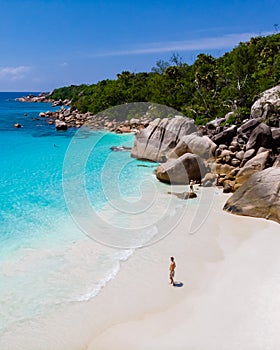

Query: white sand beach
1;186;280;350
86;188;280;350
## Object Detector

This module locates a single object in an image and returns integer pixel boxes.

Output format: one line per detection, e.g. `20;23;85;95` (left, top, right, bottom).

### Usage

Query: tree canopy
50;33;280;125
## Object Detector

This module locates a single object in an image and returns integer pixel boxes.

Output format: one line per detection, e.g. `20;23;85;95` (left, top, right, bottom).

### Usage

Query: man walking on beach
169;256;176;286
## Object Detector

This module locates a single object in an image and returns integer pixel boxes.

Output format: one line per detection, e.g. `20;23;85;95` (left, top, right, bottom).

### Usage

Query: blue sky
0;0;279;91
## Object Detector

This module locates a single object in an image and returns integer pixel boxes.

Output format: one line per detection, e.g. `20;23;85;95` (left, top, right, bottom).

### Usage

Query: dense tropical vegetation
50;33;280;125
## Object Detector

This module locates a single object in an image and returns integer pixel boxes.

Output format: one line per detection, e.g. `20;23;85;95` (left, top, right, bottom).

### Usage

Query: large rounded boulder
211;125;237;146
168;133;217;160
235;150;272;185
246;123;273;151
155;153;207;184
131;116;196;162
237;118;260;135
223;167;280;224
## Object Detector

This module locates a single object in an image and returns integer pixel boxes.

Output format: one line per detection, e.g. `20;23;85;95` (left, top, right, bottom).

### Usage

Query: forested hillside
50;33;280;125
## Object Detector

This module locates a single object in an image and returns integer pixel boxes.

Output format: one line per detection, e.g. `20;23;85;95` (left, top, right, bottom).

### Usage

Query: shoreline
16;94;151;132
87;188;280;350
1;185;279;349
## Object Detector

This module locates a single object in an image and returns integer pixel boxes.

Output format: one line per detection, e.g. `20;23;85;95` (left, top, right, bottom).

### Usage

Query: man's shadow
173;281;184;287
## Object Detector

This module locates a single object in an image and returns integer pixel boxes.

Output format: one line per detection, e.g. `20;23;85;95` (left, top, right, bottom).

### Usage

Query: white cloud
95;31;273;57
0;66;31;80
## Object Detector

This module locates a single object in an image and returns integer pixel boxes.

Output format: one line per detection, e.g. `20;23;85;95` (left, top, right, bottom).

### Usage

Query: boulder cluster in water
16;92;58;104
38;107;150;133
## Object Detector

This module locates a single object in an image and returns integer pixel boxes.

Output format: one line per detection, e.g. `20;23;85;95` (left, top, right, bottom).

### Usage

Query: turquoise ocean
0;92;164;335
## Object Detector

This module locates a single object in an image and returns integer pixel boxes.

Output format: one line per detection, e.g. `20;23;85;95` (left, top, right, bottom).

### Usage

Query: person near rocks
189;180;195;193
216;174;221;186
169;256;176;286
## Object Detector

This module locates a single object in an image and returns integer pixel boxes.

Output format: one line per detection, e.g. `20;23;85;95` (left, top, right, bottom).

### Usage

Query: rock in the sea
223;167;280;224
115;125;132;133
131;116;196;162
110;146;132;152
55;120;68;130
168;133;217;160
16;92;52;103
155;153;206;184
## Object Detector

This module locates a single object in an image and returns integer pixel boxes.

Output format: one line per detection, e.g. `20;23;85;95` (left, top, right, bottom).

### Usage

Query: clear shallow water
0;93;161;333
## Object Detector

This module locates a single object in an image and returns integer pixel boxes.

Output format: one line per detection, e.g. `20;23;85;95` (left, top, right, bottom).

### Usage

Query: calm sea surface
0;92;159;333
